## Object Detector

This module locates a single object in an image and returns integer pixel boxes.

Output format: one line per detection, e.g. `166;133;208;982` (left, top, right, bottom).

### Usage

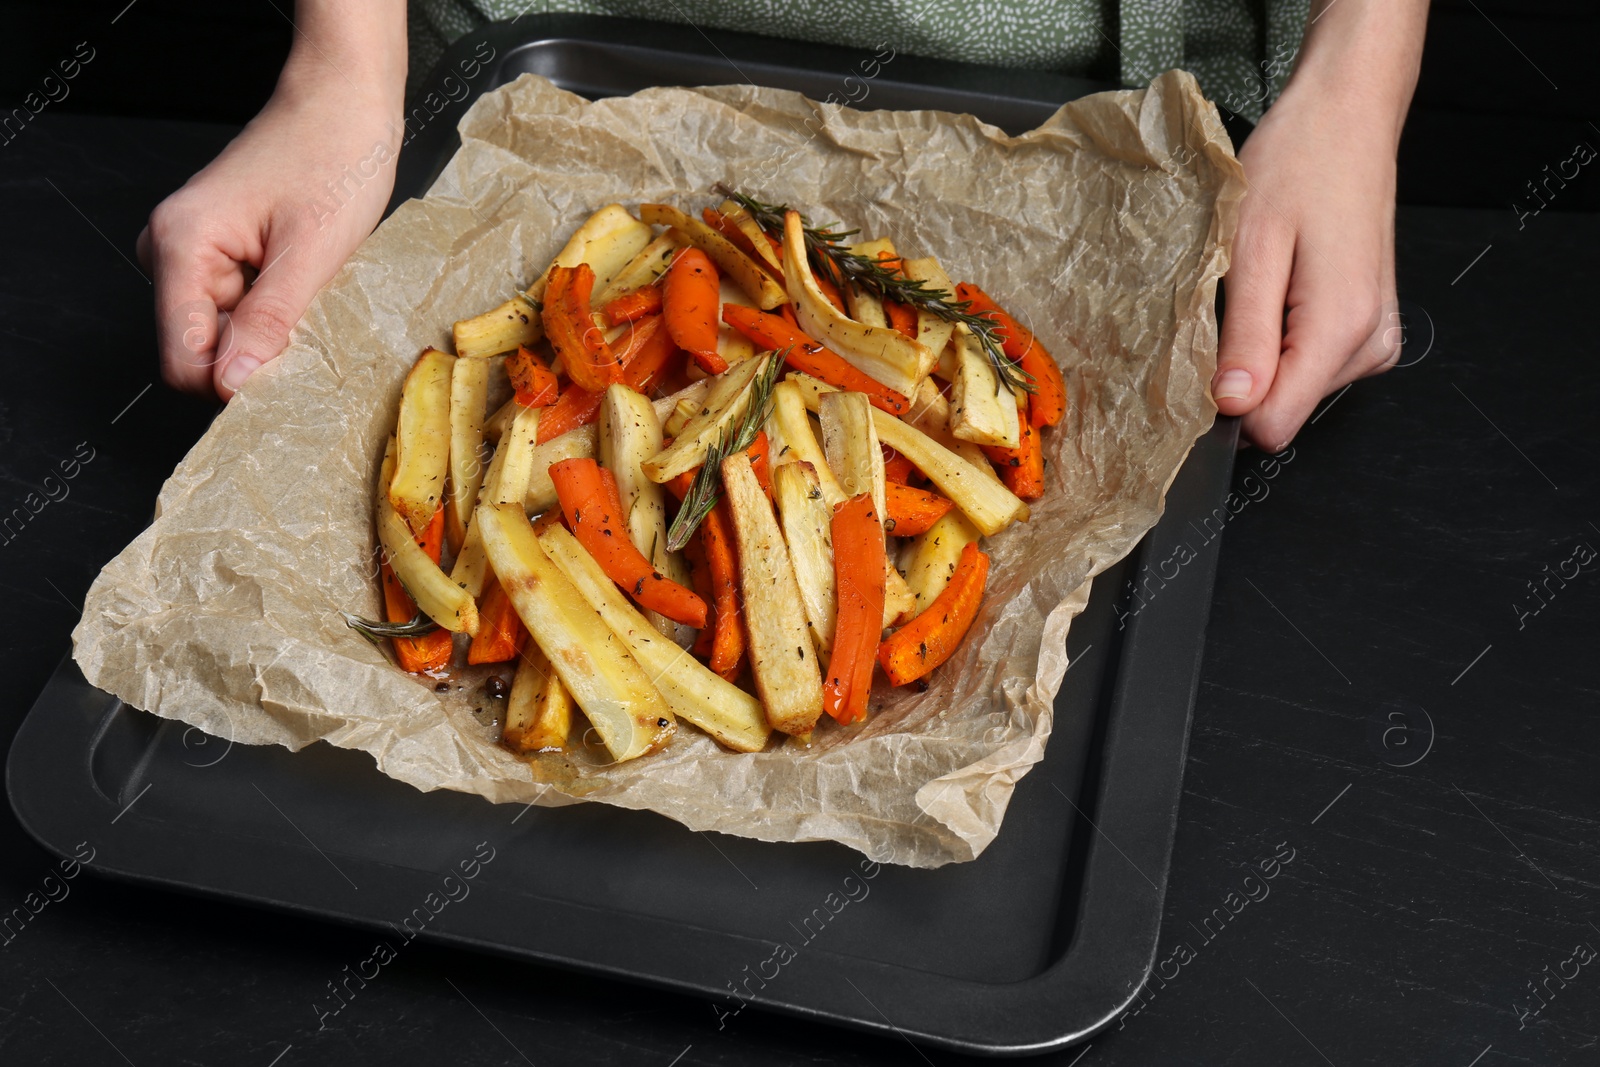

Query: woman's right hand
138;9;406;400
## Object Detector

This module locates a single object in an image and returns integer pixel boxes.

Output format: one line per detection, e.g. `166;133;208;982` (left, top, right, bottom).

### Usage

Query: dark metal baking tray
9;16;1241;1057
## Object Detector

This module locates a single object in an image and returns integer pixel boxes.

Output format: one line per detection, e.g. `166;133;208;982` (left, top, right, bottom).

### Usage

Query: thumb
213;238;325;399
1214;223;1294;419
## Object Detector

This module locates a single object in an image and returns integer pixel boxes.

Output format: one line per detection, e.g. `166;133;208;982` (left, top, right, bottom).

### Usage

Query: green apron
411;0;1308;120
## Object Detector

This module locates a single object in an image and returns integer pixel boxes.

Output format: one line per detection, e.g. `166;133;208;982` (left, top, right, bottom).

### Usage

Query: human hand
1211;0;1427;451
138;59;402;399
1212;83;1401;451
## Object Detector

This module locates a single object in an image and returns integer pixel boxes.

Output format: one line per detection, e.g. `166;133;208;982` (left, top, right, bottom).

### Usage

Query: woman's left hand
1211;0;1429;452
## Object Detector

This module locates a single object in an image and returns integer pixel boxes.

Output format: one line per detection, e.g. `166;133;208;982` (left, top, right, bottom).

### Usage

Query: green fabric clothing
409;0;1308;121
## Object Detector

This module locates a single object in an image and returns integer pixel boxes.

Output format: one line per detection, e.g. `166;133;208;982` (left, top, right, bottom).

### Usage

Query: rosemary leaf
342;610;439;644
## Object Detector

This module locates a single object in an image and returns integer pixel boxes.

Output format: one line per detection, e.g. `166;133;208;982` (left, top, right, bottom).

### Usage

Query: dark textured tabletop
2;111;1597;1067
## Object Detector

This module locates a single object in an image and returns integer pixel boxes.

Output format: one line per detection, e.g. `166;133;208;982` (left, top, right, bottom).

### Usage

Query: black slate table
2;112;1597;1067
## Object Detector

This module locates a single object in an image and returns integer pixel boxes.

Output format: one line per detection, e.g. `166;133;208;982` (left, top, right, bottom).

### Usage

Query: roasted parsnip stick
389;348;455;536
949;324;1022;449
772;461;837;654
539;524;770;753
503;643;575;752
720;452;824;735
478;503;673;763
787;371;1028;536
448;355;490;547
782;211;933;398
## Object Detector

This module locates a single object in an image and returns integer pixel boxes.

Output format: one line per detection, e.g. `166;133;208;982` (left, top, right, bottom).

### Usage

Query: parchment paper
73;69;1243;868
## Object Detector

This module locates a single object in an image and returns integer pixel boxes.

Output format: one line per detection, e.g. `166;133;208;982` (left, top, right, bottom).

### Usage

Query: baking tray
9;16;1242;1057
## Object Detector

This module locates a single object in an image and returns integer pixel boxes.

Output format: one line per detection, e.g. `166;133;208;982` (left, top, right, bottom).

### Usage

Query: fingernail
221;355;261;393
1213;369;1253;401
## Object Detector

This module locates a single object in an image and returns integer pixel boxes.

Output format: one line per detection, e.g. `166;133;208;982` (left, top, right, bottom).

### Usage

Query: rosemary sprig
342;610;439;645
714;184;1036;397
665;352;785;552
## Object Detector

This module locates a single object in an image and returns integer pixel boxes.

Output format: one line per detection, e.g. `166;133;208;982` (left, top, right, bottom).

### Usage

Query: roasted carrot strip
381;564;453;672
954;282;1066;427
882;447;915;485
816;273;848;317
700;501;744;681
701;207;743;243
981;400;1045;500
824;493;886;724
615;314;680;394
883;482;956;537
878;542;990;686
884;299;918;339
722;304;911;417
506;345;559;407
549;458;708;627
467;572;528;664
663;247;725;374
544;263;618;392
952;282;1029;361
540;316;675;434
664;469;694;498
418;496;445;551
665;471;743;680
652;353;697;397
871;252;918;339
595;465;627;523
811;265;849;316
746;430;773;501
685;533;717;659
381;507;453;673
535;383;603;444
1021;350;1066;428
600;284;663;326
